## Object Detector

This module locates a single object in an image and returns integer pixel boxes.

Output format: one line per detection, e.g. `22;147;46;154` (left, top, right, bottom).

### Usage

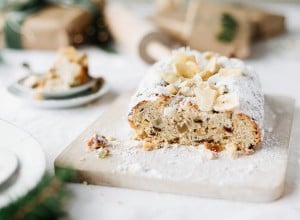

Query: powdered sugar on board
107;115;285;186
55;93;294;202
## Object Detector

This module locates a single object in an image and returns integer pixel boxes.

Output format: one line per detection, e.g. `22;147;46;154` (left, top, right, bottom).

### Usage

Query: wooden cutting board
55;92;295;202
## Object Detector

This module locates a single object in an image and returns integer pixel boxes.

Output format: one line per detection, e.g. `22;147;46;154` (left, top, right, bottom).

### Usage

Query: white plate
15;75;98;98
7;81;109;109
0;149;18;186
0;119;46;207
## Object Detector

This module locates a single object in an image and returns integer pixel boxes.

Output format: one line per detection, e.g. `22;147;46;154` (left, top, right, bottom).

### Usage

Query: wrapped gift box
153;1;285;58
0;0;107;50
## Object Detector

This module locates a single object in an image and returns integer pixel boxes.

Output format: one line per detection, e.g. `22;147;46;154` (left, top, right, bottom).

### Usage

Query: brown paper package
242;5;285;39
153;2;285;58
0;1;105;50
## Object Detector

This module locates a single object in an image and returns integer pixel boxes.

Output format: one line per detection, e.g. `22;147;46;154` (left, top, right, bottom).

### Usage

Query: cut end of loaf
128;95;262;155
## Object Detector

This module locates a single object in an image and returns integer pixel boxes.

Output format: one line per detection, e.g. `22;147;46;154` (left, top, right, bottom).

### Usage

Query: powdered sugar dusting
129;49;264;131
209;62;264;131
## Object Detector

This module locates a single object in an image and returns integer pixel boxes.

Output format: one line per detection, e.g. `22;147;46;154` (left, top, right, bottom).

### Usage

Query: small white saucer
7;81;109;109
0;149;18;186
0;120;46;207
15;75;98;98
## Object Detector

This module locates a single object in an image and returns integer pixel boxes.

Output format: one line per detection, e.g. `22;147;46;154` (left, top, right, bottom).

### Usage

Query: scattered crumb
86;133;117;159
98;148;109;159
107;136;117;141
79;157;86;162
116;200;124;205
133;135;140;141
87;133;108;150
142;138;161;150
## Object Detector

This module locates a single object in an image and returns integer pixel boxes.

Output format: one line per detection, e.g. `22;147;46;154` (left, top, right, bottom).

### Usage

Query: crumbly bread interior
129;95;261;154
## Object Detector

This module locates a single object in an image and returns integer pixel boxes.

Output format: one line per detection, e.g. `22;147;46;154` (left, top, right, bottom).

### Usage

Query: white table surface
0;2;300;220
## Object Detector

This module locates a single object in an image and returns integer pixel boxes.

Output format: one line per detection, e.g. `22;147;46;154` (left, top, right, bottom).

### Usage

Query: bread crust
128;100;150;129
233;113;262;154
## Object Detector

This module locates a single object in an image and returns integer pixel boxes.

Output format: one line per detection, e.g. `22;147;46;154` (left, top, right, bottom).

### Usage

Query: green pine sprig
0;168;75;220
217;13;238;43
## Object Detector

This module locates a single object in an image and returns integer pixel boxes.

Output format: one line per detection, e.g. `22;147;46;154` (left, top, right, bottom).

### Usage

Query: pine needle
0;168;75;220
217;13;238;43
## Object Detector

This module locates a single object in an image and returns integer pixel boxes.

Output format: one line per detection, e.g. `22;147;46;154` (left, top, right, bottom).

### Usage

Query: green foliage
217;13;238;43
0;0;42;11
0;168;75;220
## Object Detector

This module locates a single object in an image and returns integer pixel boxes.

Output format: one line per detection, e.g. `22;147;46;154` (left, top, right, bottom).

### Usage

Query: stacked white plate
0;120;46;207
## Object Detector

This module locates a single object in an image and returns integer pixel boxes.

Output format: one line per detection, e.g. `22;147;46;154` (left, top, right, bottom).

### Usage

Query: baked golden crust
128;100;150;129
232;113;262;154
